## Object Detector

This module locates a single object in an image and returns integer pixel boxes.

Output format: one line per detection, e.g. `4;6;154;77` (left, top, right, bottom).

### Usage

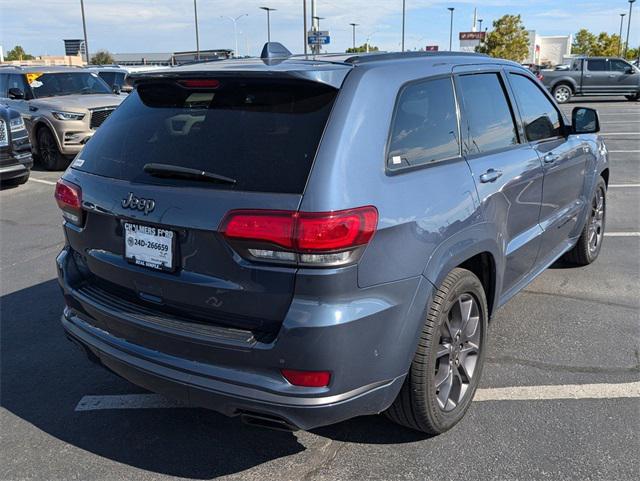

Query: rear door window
387;77;460;170
508;73;562;142
457;73;518;154
74;78;338;194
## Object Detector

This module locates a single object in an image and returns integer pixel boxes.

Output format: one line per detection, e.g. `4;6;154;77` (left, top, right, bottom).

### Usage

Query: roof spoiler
260;42;292;61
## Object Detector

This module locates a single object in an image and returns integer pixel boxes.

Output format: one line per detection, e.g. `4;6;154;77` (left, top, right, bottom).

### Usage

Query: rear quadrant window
387;77;460;171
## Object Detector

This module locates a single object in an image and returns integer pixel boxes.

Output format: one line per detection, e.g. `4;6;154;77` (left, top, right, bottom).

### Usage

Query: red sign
459;32;486;41
425;45;439;51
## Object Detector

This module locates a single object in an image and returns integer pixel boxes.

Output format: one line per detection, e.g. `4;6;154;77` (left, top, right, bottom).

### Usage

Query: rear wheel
37;128;69;171
553;84;572;104
385;268;488;434
563;177;607;266
625;93;640;101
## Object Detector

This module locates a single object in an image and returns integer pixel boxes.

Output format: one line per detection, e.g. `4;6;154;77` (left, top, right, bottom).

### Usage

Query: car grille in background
89;108;116;129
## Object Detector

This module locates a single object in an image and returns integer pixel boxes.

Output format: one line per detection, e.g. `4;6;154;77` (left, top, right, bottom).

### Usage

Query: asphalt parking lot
1;96;638;481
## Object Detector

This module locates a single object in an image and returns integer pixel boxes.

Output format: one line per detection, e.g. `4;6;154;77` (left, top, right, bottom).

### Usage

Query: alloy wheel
554;86;570;103
588;186;605;256
434;293;482;412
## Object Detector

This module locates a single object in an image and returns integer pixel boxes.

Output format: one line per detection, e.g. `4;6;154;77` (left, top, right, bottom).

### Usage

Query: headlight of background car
0;120;8;147
52;111;85;121
9;116;25;132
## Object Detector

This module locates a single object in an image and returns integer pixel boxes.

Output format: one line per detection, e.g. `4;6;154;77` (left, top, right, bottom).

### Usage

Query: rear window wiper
143;163;237;185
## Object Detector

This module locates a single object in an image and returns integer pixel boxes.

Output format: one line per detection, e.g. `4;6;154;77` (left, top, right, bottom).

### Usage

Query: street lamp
624;0;636;58
260;6;276;43
79;0;89;64
447;7;455;51
619;13;627;56
193;0;200;60
349;23;359;50
478;18;483;32
221;14;248;58
365;31;378;53
312;16;325;31
401;0;406;52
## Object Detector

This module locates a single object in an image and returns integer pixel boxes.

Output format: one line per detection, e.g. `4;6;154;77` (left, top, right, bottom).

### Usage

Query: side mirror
572;107;600;134
7;88;25;100
626;67;635;74
112;84;121;95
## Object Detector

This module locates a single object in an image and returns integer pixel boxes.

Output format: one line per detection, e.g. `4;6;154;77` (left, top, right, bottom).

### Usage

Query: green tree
346;43;379;53
592;32;620;56
5;45;35;61
625;47;639;60
475;14;529;62
90;50;115;65
572;29;597;55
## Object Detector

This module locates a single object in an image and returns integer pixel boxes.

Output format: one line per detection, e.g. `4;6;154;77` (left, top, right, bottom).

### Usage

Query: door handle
479;169;503;183
543;153;561;164
608;74;615;77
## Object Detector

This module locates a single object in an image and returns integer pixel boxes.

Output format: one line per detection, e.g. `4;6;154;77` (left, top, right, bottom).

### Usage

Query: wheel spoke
436;342;451;359
436;368;453;408
434;362;451;388
458;297;473;332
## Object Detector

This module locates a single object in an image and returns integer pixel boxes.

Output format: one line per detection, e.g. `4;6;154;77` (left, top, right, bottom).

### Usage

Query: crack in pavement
485;354;640;374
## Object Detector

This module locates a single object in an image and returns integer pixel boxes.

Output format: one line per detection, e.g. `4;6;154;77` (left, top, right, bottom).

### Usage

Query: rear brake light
178;79;220;89
221;206;378;266
281;369;331;387
55;179;83;225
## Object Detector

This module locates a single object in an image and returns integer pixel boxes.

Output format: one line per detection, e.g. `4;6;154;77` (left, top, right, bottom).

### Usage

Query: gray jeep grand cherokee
56;45;609;434
0;66;124;170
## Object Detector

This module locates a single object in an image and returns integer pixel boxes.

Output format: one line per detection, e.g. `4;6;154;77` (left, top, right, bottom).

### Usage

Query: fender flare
31;118;63;155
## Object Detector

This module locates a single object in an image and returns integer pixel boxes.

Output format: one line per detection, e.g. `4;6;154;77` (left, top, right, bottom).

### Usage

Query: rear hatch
61;72;343;336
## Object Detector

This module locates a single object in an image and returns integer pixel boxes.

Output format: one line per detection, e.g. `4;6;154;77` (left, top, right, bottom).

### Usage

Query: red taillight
55;179;83;225
281;369;331;387
178;79;220;89
220;206;378;266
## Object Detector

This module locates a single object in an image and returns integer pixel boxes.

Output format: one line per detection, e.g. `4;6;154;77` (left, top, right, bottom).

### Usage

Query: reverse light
281;369;331;388
52;111;86;121
55;179;83;225
221;206;378;267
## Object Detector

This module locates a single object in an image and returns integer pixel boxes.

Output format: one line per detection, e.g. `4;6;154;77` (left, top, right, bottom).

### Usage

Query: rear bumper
57;247;433;430
0;151;33;180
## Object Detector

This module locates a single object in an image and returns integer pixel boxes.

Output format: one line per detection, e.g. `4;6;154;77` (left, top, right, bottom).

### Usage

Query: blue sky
1;0;638;57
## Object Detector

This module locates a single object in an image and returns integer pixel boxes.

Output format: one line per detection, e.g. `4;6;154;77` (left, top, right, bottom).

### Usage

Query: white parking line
601;133;640;135
29;177;57;186
604;232;640;237
609;184;640;187
608;150;640;153
75;381;640;411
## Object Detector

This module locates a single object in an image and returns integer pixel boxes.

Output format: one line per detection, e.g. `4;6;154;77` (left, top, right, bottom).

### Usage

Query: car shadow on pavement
1;278;426;479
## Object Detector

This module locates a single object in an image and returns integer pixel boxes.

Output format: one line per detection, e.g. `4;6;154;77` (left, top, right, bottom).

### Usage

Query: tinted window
610;59;631;72
509;74;562;141
0;74;7;97
587;59;606;71
387;77;459;170
74;78;337;194
457;73;518;154
98;72;116;86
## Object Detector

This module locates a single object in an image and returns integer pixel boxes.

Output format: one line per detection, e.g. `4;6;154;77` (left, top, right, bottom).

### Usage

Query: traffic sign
307;30;331;45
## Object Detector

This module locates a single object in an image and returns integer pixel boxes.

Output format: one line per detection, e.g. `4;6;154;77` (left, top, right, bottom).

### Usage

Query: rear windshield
74;78;338;193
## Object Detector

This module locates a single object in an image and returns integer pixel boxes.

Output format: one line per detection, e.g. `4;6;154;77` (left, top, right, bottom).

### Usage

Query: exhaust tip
239;411;298;432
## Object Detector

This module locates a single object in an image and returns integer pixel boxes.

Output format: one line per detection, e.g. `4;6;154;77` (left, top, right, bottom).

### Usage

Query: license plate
123;222;175;271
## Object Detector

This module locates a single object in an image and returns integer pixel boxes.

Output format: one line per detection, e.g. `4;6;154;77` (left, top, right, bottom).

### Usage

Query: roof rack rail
344;50;489;64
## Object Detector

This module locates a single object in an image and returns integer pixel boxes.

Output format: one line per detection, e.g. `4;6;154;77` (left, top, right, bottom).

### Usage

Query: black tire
552;84;572;104
385;268;488;434
625;93;640;101
37;128;69;171
563;177;607;266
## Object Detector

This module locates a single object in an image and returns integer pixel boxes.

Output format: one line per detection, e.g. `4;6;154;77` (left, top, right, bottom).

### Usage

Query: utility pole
80;0;90;64
448;7;455;51
619;13;626;57
624;0;636;58
401;0;406;52
350;23;359;51
260;7;276;43
478;19;483;33
193;0;200;60
303;0;308;55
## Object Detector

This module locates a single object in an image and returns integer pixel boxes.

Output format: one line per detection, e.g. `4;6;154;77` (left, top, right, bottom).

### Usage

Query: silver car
0;66;125;170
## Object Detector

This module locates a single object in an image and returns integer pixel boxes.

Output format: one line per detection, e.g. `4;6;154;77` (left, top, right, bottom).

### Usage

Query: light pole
365;31;378;53
619;13;627;56
260;6;276;43
349;23;359;50
193;0;200;60
401;0;406;52
624;0;636;58
303;0;308;55
478;18;483;32
313;16;325;31
80;0;89;64
448;7;455;51
222;14;248;58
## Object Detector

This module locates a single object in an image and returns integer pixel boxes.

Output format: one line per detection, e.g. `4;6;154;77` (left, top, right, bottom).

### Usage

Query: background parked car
0;106;33;186
0;66;125;170
86;66;133;93
541;56;640;103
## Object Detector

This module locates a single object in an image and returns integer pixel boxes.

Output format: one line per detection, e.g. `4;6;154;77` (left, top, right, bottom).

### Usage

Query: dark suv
56;45;608;434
